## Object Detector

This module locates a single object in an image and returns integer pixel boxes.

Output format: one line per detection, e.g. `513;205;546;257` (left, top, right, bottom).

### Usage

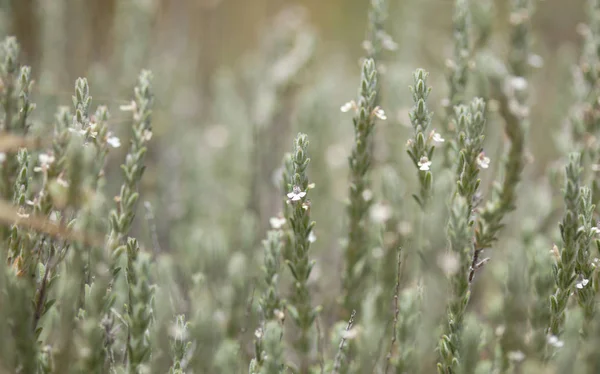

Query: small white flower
120;100;137;112
477;152;490;169
0;152;6;163
507;350;526;362
547;335;564;348
34;153;55;173
430;130;445;143
576;277;590;289
418;156;432;171
106;133;121;148
87;121;99;138
254;327;263;340
269;216;287;229
287;186;306;202
308;231;316;243
591;226;600;236
372;106;387;120
340;101;356;113
142;129;153;142
274;309;285;321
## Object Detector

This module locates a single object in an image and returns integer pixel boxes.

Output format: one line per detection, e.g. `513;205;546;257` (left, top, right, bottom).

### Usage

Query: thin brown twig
0;197;103;247
332;309;356;374
384;248;402;373
0;133;48;153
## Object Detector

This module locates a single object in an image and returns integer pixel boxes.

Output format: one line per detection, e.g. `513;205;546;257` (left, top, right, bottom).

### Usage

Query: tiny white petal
418;156;432;171
477;153;490;169
107;135;121;148
547;335;564;348
373;107;387;120
120;101;137;112
576;278;590;289
308;231;316;243
340;101;354;113
433;133;444;143
142;130;153;141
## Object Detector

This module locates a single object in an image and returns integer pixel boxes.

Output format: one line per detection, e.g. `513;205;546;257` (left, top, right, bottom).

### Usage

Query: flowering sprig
455;98;487;207
574;187;596;323
103;70;154;366
249;321;285;374
107;70;154;250
284;133;318;369
341;57;385;311
277;152;295;267
437;99;487;373
549;153;583;336
406;69;436;209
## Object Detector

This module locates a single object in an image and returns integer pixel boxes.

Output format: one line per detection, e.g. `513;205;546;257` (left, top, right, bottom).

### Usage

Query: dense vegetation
1;0;600;373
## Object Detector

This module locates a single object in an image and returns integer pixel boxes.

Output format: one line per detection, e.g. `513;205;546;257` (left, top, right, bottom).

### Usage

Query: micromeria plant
7;2;600;374
406;69;437;211
284;132;318;372
437;98;487;374
549;153;583;336
341;57;385;312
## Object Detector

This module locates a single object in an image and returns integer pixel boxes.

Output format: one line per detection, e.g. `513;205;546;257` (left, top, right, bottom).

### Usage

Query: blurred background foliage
0;0;593;372
0;0;584;250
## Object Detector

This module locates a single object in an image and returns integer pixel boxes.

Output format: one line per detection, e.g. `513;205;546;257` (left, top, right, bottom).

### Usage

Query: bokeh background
0;0;592;371
0;0;583;247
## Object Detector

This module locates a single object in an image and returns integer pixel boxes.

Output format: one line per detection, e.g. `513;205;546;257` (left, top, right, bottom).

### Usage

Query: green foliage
2;1;600;374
